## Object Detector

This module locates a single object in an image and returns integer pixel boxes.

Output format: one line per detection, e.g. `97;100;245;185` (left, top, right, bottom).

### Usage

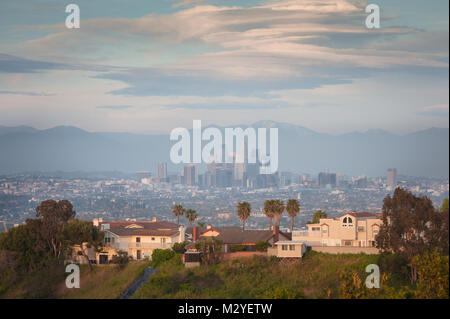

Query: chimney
193;226;198;243
93;218;99;227
273;225;279;243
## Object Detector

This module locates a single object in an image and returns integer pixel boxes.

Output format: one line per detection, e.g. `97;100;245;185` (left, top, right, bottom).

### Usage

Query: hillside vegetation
133;252;378;299
58;261;151;299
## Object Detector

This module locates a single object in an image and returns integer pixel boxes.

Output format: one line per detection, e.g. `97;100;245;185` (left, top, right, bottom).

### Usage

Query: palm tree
272;200;285;228
172;204;185;225
185;209;198;227
286;199;300;232
237;201;251;231
264;200;275;231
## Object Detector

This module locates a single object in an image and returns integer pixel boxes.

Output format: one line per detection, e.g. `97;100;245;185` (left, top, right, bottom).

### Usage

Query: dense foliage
0;199;104;297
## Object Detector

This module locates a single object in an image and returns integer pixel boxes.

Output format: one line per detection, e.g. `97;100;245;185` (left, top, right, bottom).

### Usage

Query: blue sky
0;0;448;134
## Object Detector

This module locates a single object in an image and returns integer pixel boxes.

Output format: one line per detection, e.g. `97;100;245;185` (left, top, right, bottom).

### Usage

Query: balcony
292;230;321;238
128;242;173;249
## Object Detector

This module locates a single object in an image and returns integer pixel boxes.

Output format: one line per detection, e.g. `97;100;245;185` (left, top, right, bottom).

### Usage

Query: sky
0;0;448;135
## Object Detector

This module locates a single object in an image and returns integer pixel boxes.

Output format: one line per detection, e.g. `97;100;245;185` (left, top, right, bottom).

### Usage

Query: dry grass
58;261;151;299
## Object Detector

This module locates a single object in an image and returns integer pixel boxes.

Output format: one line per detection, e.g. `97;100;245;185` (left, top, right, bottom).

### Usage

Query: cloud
0;53;70;73
169;0;206;8
0;90;54;96
96;105;133;110
418;104;449;118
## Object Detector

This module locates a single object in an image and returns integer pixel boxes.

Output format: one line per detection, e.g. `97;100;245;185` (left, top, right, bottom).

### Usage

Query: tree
308;210;327;224
237;202;251;231
286;199;300;231
441;198;449;213
63;219;104;271
376;188;448;282
264;200;275;231
185;209;198;227
172;204;185;225
0;224;49;272
172;241;188;254
110;250;132;269
195;237;223;265
34;200;76;258
272;200;285;228
411;250;449;299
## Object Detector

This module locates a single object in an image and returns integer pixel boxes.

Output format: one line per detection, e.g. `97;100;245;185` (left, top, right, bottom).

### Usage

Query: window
312;227;320;231
289;245;295;251
373;226;379;235
282;245;288;251
342;216;353;227
358;226;365;232
151;237;155;241
322;228;328;233
136;237;141;243
344;241;352;246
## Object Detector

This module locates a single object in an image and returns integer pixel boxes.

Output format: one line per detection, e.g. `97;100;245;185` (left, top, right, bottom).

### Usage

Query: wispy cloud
96;105;132;110
0;90;54;96
418;104;449;118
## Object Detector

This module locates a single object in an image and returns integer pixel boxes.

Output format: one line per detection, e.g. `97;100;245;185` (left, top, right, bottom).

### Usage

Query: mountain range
0;121;448;178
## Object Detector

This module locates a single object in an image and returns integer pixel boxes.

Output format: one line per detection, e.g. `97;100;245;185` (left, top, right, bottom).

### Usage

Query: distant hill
0;121;448;177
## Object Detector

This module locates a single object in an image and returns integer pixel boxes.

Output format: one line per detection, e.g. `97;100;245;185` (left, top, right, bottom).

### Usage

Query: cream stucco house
93;218;185;263
292;212;382;248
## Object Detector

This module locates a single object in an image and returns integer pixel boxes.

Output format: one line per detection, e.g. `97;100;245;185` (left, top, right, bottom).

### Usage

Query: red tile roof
99;220;179;237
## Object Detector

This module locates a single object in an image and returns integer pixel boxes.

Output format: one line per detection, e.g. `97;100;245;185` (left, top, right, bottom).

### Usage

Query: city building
183;164;197;186
387;168;398;189
318;172;337;188
154;162;168;182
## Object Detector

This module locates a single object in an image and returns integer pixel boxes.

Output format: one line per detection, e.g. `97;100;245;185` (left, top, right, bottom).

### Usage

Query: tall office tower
216;167;233;188
387;168;398;188
318;172;337;188
183;164;196;186
154;162;168;182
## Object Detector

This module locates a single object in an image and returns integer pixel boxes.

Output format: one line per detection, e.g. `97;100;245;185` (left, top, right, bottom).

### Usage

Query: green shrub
151;249;176;267
172;241;188;254
230;244;247;252
255;241;269;252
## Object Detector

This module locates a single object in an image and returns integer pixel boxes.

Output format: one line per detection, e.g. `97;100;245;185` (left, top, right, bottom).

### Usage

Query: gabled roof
207;227;274;244
99;220;179;237
341;212;381;219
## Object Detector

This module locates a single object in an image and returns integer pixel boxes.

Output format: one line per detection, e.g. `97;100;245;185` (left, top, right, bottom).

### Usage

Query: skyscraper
318;172;336;188
387;168;397;188
184;164;196;186
154;162;168;182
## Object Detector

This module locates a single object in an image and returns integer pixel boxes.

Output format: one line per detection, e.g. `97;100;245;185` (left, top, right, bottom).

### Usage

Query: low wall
223;251;267;260
311;246;380;255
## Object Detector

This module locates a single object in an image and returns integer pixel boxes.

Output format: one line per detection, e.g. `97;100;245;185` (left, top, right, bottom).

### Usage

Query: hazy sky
0;0;448;134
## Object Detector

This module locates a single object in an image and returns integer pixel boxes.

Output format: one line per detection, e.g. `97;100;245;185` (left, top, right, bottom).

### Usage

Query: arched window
342;216;353;227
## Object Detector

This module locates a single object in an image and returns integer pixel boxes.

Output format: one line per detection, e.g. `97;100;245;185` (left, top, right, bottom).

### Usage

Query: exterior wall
275;243;306;258
102;230;183;262
311;246;380;254
292;214;382;248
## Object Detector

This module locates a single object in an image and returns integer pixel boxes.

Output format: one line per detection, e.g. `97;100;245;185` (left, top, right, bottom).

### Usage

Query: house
268;241;307;259
292;212;382;249
93;218;185;264
185;225;290;253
